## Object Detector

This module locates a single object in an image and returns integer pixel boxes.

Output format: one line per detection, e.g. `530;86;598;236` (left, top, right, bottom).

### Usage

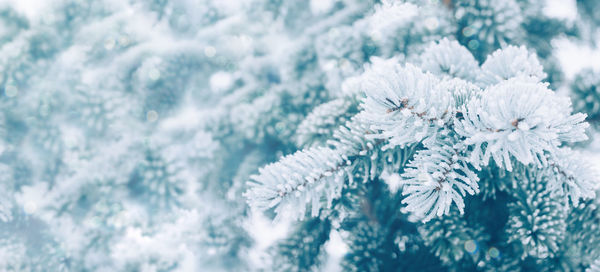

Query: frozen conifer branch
478;45;546;86
401;135;479;222
245;147;348;221
506;165;568;259
359;62;453;149
247;43;596;225
246;117;418;220
437;77;481;109
3;0;600;270
329;119;417;184
455;78;588;171
419;38;480;82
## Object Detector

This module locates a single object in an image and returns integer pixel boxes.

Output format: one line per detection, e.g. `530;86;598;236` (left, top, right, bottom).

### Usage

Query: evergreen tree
247;28;599;272
0;0;599;271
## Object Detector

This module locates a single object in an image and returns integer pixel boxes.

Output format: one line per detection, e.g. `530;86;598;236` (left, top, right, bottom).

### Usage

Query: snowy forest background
1;0;600;271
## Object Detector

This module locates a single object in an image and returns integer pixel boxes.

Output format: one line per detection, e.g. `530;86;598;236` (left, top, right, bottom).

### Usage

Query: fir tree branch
455;78;588;171
401;135;479;222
